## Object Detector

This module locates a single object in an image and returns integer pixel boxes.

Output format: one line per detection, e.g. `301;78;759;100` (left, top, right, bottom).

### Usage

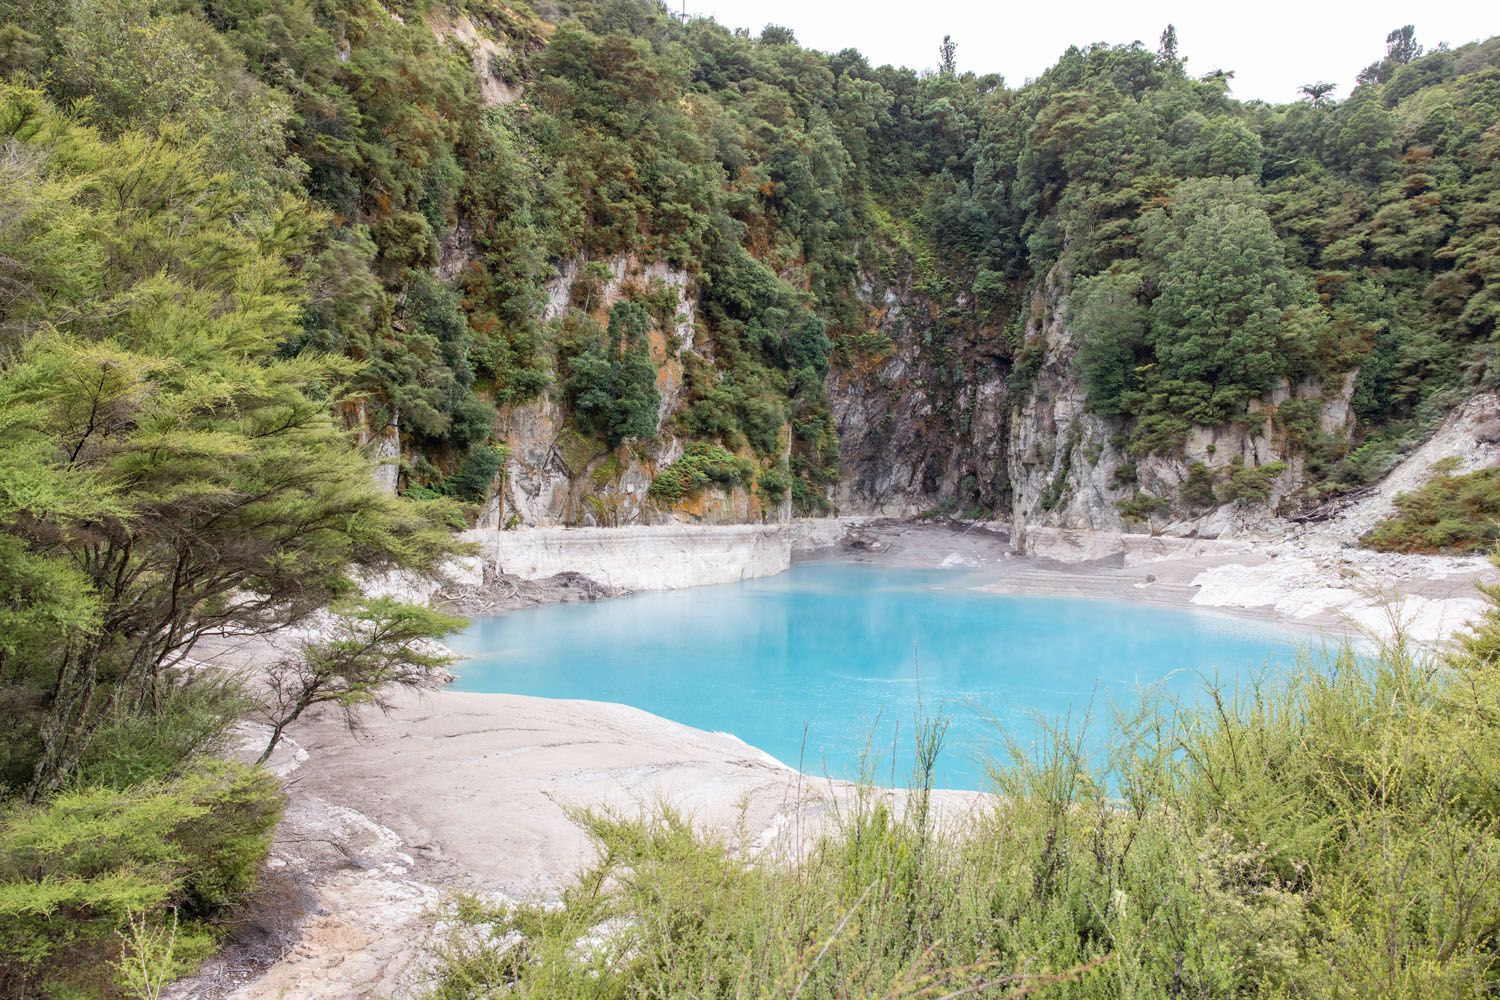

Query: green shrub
738;394;785;457
756;465;791;505
1116;491;1169;521
373;210;438;277
1179;461;1219;511
791;473;831;516
565;302;661;447
1129;410;1193;457
648;444;754;502
1274;398;1322;451
1038;466;1069;512
1005;342;1044;396
1365;461;1500;553
0;762;281;997
71;676;247;791
436;445;509;503
445;395;500;453
1345;434;1406;484
1221;460;1287;504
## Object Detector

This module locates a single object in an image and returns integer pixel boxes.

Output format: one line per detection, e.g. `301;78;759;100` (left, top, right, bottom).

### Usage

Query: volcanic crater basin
447;561;1316;790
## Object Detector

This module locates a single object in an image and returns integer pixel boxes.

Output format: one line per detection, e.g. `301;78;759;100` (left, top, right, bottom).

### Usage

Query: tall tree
0;87;458;798
1386;24;1422;65
1158;24;1179;63
1298;81;1337;104
1071;272;1147;416
1143;181;1300;424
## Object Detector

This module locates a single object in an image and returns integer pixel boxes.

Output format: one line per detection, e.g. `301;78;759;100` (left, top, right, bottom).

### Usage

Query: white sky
680;1;1495;104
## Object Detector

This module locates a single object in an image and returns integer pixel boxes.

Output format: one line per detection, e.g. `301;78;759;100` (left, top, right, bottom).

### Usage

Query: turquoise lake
448;562;1316;790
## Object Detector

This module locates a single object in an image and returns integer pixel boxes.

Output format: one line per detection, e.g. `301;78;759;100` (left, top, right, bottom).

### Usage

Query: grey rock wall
827;261;1361;554
492;254;767;528
829;279;1010;517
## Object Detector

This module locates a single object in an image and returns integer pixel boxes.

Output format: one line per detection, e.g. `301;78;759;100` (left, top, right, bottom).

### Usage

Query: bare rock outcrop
487;254;771;528
826;260;1396;561
1003;265;1359;556
427;9;521;107
830;278;1009;516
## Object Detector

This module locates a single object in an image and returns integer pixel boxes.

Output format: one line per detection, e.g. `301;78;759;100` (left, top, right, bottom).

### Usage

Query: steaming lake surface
449;563;1315;790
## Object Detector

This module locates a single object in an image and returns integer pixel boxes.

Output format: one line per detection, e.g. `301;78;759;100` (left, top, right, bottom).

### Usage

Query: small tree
1299;81;1337;105
759;25;796;46
1158;24;1179;63
1357;25;1423;86
254;599;465;764
565;301;661;447
938;35;957;76
0;88;461;800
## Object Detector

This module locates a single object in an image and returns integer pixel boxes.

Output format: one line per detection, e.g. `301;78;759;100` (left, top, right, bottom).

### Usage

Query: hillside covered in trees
3;0;1500;994
4;0;1496;527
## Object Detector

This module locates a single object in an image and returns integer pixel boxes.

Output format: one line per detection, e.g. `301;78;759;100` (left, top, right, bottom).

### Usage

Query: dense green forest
6;0;1497;515
2;0;1500;994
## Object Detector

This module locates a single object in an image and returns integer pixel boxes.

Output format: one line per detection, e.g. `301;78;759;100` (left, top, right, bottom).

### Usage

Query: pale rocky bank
173;461;1498;999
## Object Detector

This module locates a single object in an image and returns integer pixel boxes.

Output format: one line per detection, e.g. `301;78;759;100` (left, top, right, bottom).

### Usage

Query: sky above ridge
681;1;1493;104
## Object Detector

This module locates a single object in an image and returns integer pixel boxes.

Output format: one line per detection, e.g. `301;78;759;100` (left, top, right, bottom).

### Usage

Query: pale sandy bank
175;628;986;999
171;521;1496;999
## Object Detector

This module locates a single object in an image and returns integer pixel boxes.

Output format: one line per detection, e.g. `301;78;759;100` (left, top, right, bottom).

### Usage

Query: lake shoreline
446;517;1494;644
446;559;1312;793
176;519;1496;998
794;518;1493;644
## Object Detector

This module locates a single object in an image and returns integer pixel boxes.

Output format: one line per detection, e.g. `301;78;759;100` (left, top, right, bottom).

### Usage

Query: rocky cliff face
827;263;1360;551
481;255;777;529
830;278;1010;517
477;252;1360;539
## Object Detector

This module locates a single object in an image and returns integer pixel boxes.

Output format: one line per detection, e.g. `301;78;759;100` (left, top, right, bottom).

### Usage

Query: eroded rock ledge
460;522;793;591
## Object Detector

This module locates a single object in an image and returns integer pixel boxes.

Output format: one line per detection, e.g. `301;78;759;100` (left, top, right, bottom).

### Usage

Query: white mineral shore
173;520;1497;999
800;519;1495;646
462;522;791;590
